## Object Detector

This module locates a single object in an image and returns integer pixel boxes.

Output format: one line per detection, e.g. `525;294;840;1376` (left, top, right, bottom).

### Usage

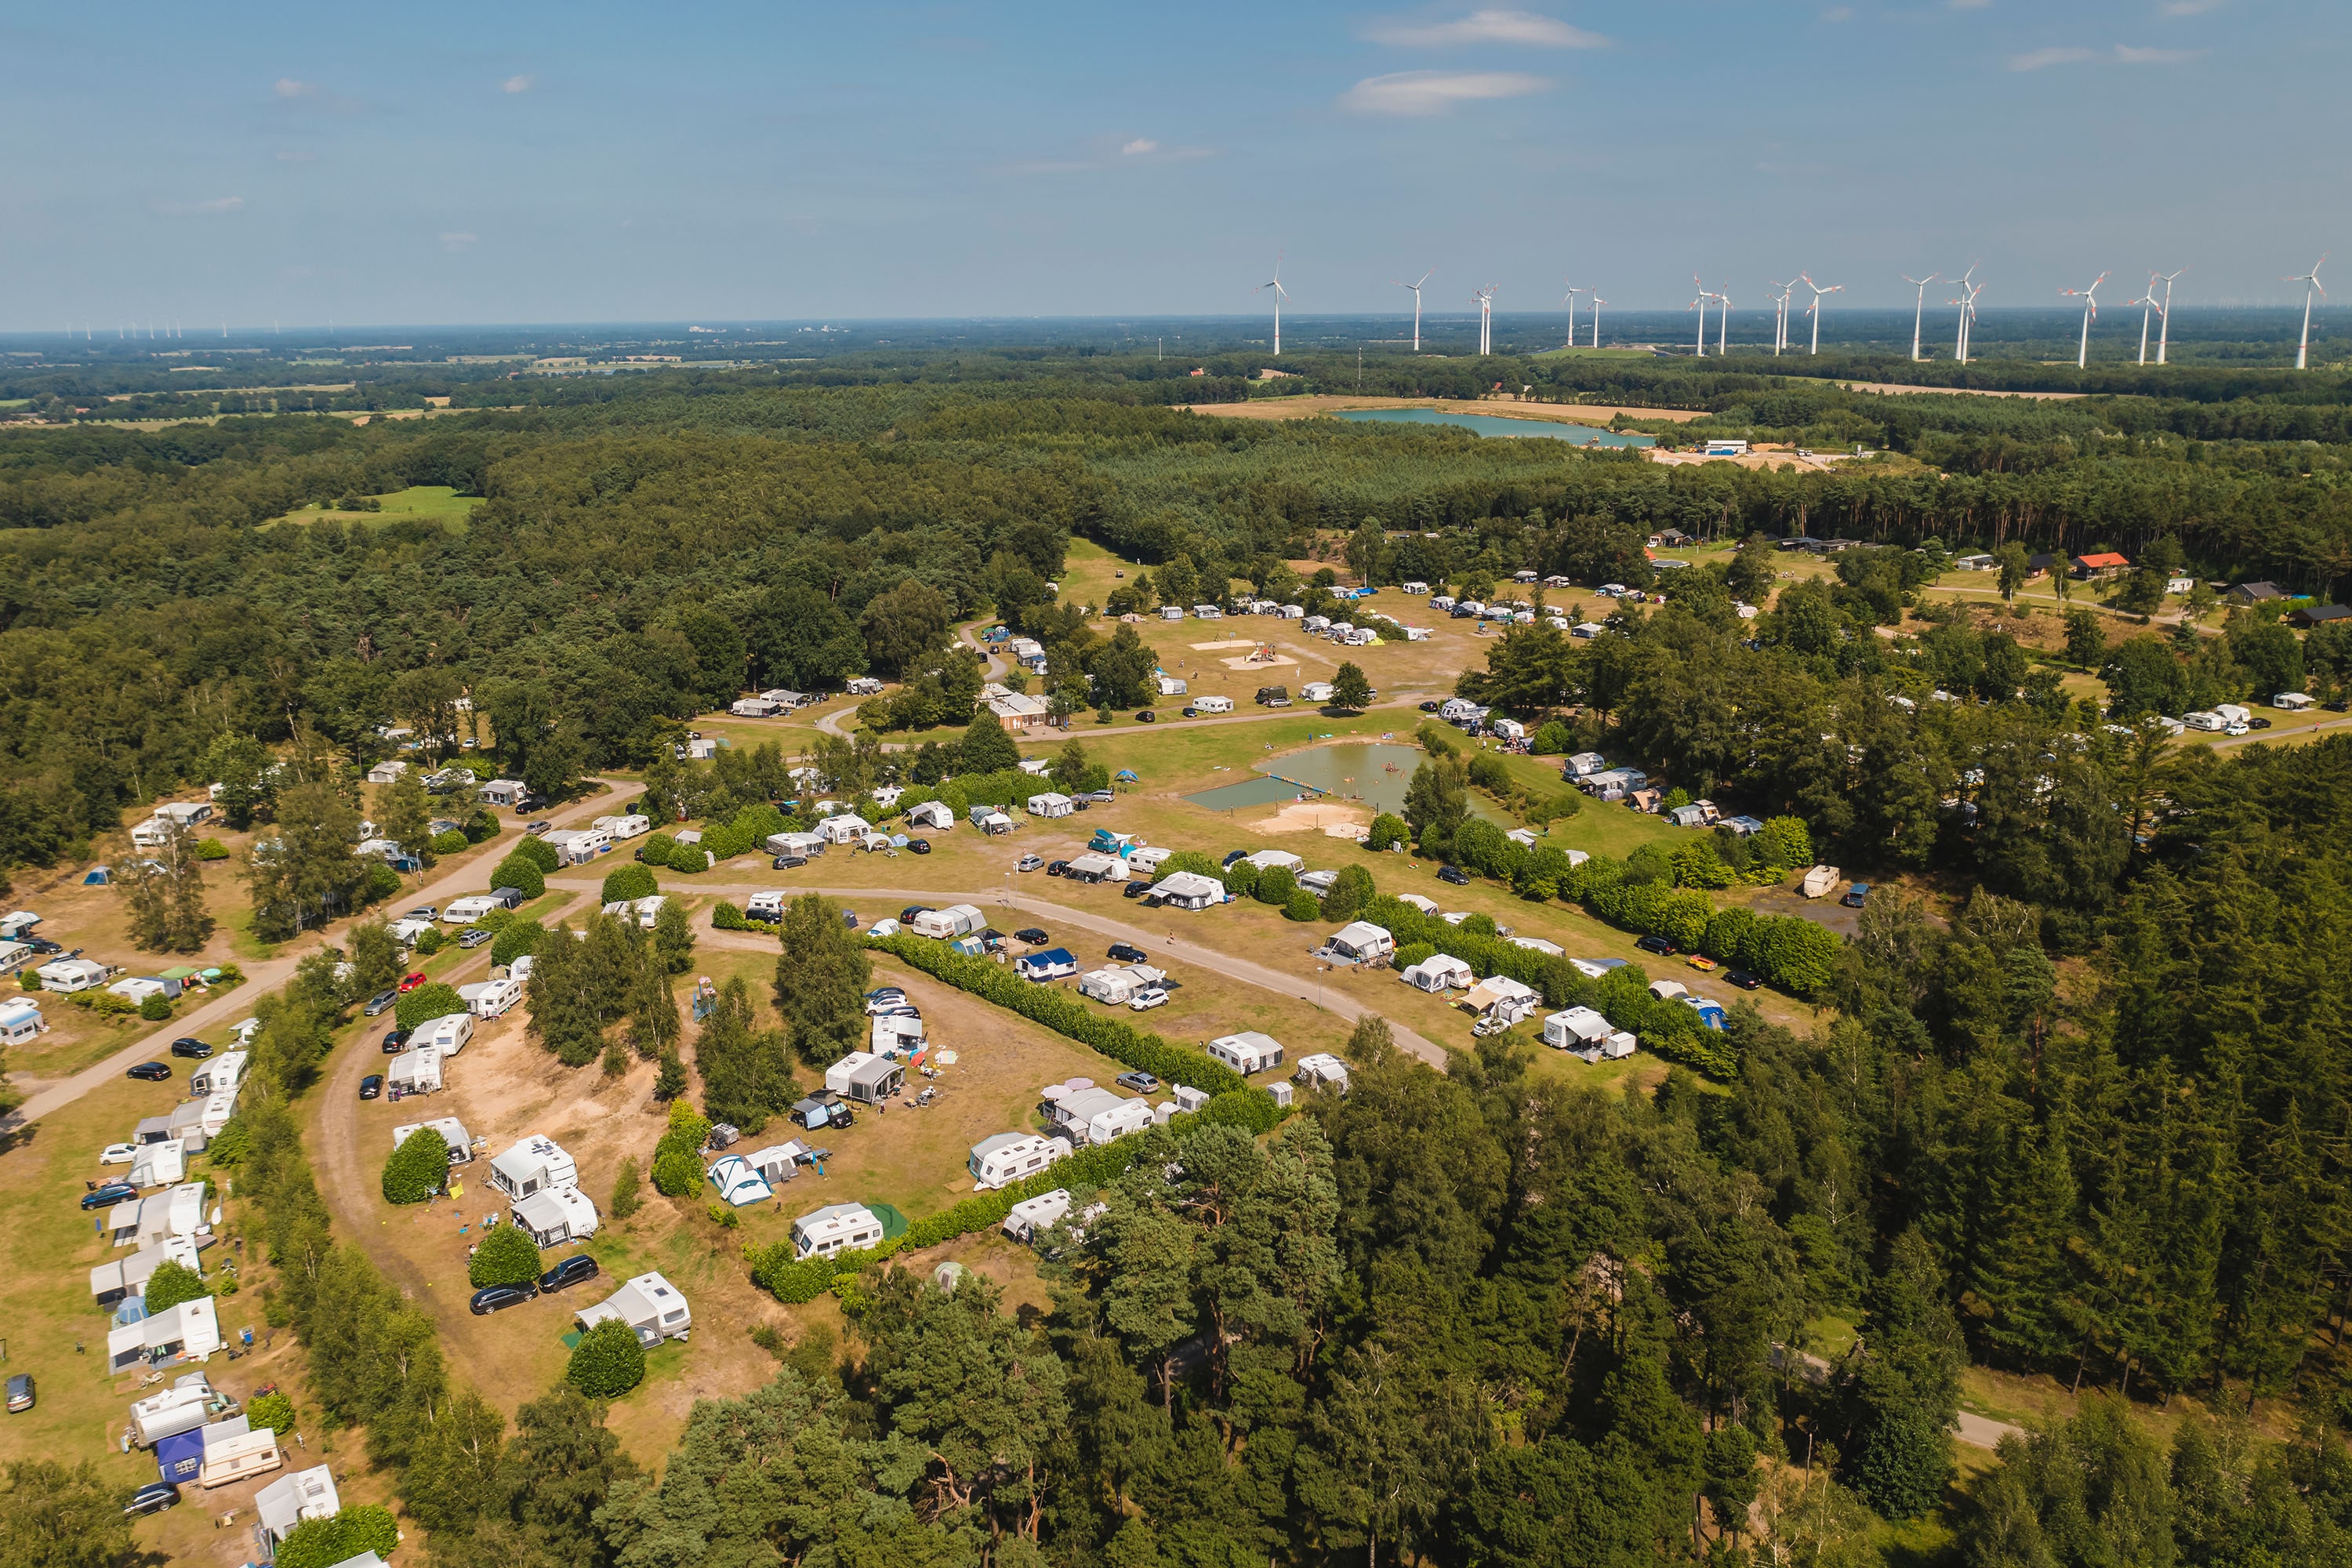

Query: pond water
1335;407;1654;448
1185;742;1433;816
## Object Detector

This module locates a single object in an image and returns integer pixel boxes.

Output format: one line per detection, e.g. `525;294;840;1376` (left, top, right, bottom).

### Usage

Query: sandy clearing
1184;394;1705;424
1837;381;2086;400
1190;640;1263;651
1253;800;1374;837
1221;652;1297;670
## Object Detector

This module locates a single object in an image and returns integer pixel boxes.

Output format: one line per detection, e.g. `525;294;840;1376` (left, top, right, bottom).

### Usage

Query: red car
397;971;428;993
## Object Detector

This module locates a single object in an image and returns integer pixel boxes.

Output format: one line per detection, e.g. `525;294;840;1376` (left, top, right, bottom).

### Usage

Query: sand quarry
1183;394;1704;425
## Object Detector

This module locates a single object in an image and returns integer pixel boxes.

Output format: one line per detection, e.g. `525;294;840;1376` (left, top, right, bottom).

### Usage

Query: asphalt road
553;874;1450;1071
5;779;632;1131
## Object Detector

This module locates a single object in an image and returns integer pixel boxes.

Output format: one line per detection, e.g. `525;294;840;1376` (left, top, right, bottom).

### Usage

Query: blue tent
83;866;111;885
1114;769;1139;782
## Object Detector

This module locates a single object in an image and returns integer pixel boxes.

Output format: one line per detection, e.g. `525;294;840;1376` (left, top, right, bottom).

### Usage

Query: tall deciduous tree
771;895;870;1067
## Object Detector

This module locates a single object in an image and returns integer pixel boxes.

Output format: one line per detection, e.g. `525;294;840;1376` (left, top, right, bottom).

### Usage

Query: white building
593;813;652;840
36;957;107;993
575;1271;694;1343
456;976;523;1020
1062;851;1125;883
870;1012;926;1054
1207;1031;1285;1075
910;903;985;939
0;998;37;1047
968;1132;1072;1190
817;813;873;844
1003;1189;1075;1242
412;1011;475;1054
1025;792;1076;818
904;800;956;830
478;779;528;808
793;1203;886;1261
1241;849;1304;873
1077;965;1163;1006
488;1135;579;1201
601;894;666;930
824;1051;905;1105
443;894;502;925
541;826;612;865
366;759;410;786
1461;975;1542;1024
106;1181;208;1250
1192;695;1235;714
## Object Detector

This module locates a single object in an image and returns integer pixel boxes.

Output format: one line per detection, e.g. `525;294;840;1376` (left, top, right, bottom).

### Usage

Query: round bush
509;835;561;873
412;927;444;956
641;833;678;869
566;1318;647;1398
143;1260;210;1314
710;901;748;931
362;862;403;904
601;863;659;904
138;993;172;1022
652;1147;704;1198
1254;867;1296;905
430;829;470;856
1283;891;1320;921
467;1221;543;1287
245;1391;295;1435
394;982;466;1031
381;1127;448;1204
274;1505;397;1568
492;855;546;900
1367;812;1410;851
195;837;231;861
490;918;546;968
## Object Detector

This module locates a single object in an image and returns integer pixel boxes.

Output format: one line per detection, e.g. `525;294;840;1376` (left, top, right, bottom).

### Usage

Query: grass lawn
270;485;479;529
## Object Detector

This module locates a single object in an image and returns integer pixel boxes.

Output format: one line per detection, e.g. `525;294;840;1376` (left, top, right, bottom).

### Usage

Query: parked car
1122;880;1152;898
1134;710;1156;723
407;906;438;921
1419;700;1442;713
906;837;932;855
522;817;552;833
2249;716;2273;729
469;1283;538;1316
1107;942;1149;964
1014;927;1050;945
1181;706;1199;718
6;1374;34;1413
382;1029;412;1054
100;1143;138;1165
1220;850;1249;869
397;971;429;993
539;1255;601;1294
169;1037;212;1059
1436;866;1469;887
123;1483;180;1518
862;988;907;1012
82;1182;138;1210
1686;956;1716;972
458;927;492;949
1128;988;1170;1011
1115;1071;1161;1094
772;854;808;869
359;1075;383;1101
1725;970;1762;991
125;1062;172;1083
1635;935;1676;956
898;906;930;924
364;989;398;1017
1015;855;1044;873
1047;860;1070;877
1080;789;1115;803
1841;883;1871;909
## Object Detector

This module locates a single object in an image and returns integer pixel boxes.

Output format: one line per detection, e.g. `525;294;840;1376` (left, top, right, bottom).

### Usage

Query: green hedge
866;935;1243;1095
652;1102;710;1197
711;901;749;931
394;982;467;1033
430;829;470;856
381;1127;448;1203
491;919;546;968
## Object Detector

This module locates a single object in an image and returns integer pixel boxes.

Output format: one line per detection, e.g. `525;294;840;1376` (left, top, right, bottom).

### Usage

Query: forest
4;348;2352;1566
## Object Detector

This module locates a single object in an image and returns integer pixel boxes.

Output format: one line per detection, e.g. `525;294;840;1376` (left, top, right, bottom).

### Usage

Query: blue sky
2;2;2339;328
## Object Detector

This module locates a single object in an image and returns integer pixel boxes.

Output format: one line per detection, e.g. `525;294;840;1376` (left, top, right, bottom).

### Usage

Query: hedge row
866;935;1247;1096
1566;863;1839;996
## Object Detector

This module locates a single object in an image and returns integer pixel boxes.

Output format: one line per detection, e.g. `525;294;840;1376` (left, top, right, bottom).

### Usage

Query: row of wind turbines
1255;254;2332;368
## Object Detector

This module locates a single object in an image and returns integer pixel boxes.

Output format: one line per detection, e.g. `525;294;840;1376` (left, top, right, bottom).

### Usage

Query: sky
2;2;2341;329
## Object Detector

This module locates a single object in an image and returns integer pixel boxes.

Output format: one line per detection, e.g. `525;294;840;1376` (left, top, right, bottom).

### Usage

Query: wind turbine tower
1394;270;1433;352
2285;257;2327;370
1766;280;1796;355
1948;266;1981;365
1715;289;1733;356
1563;279;1586;350
1474;287;1496;354
1801;276;1842;355
2060;272;2108;369
1588;296;1604;347
2151;269;2183;365
1902;274;1940;361
1690;276;1710;358
1255;255;1289;356
2132;279;2161;366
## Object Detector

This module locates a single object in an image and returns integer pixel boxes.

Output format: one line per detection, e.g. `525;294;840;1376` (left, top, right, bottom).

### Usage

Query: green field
271;485;479;529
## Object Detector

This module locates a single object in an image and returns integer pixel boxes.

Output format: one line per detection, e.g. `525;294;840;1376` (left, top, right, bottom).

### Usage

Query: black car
1725;970;1762;991
539;1254;601;1294
773;854;808;869
469;1282;539;1315
1115;1071;1160;1094
1134;710;1156;723
24;937;64;956
1221;850;1249;869
123;1482;180;1518
1420;700;1442;713
6;1374;33;1413
1014;927;1051;945
1046;860;1070;877
364;989;398;1017
1181;706;1199;718
125;1062;172;1082
906;837;932;855
360;1074;384;1100
2249;717;2272;729
1123;880;1152;898
1107;942;1148;964
1635;935;1677;956
169;1037;212;1059
82;1182;138;1210
1436;866;1470;887
900;905;931;924
382;1028;412;1054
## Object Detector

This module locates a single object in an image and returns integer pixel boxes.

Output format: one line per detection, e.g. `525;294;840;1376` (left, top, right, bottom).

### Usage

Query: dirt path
5;781;630;1131
1956;1410;2027;1450
576;877;1450;1071
822;689;1425;746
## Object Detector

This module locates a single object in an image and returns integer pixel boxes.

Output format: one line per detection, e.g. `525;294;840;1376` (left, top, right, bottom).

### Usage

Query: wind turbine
1473;287;1496;354
1715;289;1733;356
2285;256;2327;370
1947;265;1980;364
1902;274;1940;361
2131;279;2161;365
1766;280;1796;355
2060;271;2107;368
1394;269;1433;352
1588;296;1604;347
1690;275;1711;358
2151;269;2183;364
1255;256;1289;355
1801;276;1842;355
1563;279;1587;350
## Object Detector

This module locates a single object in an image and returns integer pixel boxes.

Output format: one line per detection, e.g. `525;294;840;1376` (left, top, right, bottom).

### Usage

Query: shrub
706;1201;741;1229
490;918;545;967
1529;720;1574;755
1393;941;1436;971
245;1391;294;1436
195;837;231;861
467;1222;543;1287
567;1319;647;1398
137;993;172;1022
509;834;561;873
711;901;749;931
1197;1089;1283;1134
1283;891;1320;921
143;1260;210;1314
430;829;470;856
641;833;678;869
491;855;546;900
381;1127;448;1203
1152;850;1222;883
1254;867;1296;905
362;862;403;904
462;810;500;843
1367;812;1410;851
1221;859;1258;899
601;863;658;903
1319;864;1376;922
653;1149;703;1197
274;1505;398;1568
611;1159;643;1221
412;927;444;956
394;982;466;1031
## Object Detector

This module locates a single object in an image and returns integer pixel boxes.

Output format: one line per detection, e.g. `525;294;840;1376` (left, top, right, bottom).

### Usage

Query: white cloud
1366;9;1606;48
503;73;535;93
1121;138;1159;155
155;196;245;216
439;231;477;252
1341;70;1552;115
2008;45;2098;69
2115;44;2203;62
274;77;316;98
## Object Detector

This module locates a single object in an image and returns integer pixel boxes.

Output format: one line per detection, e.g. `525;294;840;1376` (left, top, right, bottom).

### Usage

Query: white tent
105;1294;221;1375
386;1046;442;1095
513;1186;601;1244
1400;953;1475;992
